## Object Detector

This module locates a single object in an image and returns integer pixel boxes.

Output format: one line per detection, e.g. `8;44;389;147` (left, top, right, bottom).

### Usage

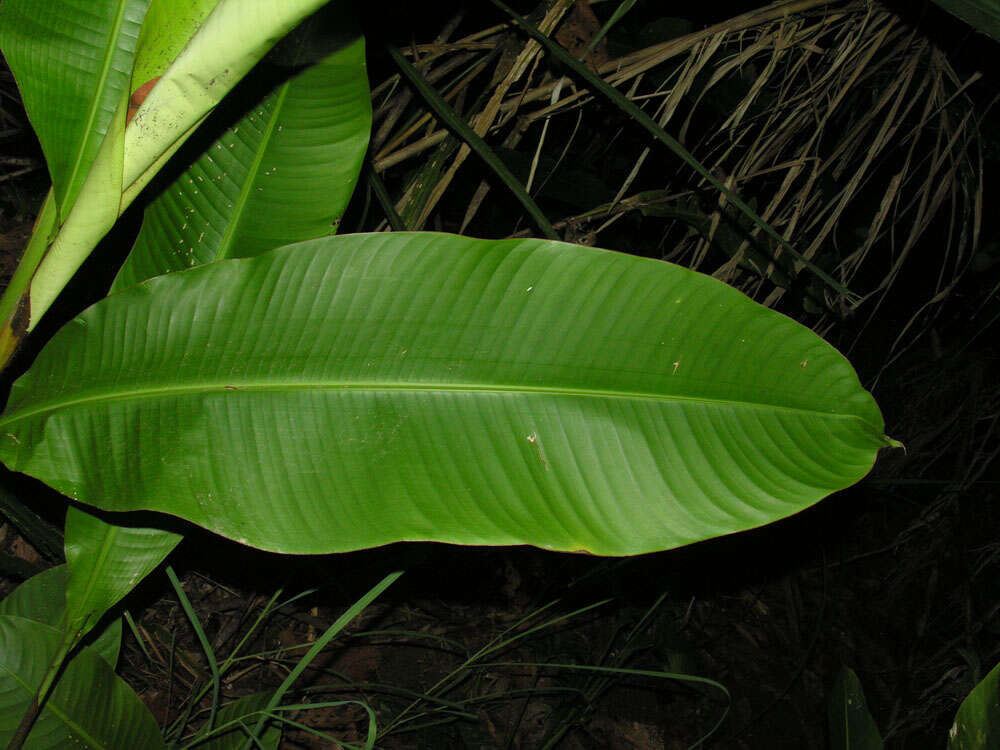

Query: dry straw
371;0;982;363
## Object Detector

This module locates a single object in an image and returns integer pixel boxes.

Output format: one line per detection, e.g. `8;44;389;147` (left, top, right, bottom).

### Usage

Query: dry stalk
371;0;981;364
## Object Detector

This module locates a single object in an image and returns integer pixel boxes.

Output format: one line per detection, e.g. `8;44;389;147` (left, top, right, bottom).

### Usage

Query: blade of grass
167;566;222;735
123;610;153;661
365;161;407;231
386;44;558;240
540;591;670;748
583;0;639;59
184;701;377;750
488;0;856;303
260;705;374;750
382;599;609;737
242;571;403;749
484;662;730;749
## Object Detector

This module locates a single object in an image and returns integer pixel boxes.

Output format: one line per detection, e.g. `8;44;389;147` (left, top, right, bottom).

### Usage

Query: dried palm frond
370;0;983;362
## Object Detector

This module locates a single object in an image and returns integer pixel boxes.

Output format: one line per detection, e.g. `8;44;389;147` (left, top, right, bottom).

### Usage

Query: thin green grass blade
366;162;408;231
242;571;402;748
490;661;730;748
386;45;558;240
582;0;639;58
167;566;222;734
487;0;856;303
184;692;281;750
123;610;153;660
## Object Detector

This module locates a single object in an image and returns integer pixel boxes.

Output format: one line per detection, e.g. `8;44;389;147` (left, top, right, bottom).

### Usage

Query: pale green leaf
0;0;149;220
828;665;882;750
0;233;894;555
63;507;180;639
25;89;130;334
949;661;1000;748
0;566;122;668
0;615;163;748
132;0;221;89
122;0;333;202
115;22;370;289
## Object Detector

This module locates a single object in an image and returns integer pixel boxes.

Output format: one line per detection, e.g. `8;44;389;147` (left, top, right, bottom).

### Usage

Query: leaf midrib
215;81;290;260
0;379;865;430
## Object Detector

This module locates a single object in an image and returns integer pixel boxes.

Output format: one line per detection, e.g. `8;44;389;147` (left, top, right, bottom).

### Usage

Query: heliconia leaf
0;0;149;221
828;665;883;750
929;0;1000;41
0;566;122;668
63;506;180;639
0;615;164;749
114;22;370;290
0;233;896;555
949;660;1000;748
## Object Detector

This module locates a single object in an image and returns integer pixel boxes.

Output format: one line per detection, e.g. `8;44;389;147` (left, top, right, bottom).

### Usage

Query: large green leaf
949;660;1000;748
0;234;894;555
930;0;1000;40
0;0;149;221
0;615;164;748
114;20;370;289
63;507;180;639
88;10;370;626
0;566;122;668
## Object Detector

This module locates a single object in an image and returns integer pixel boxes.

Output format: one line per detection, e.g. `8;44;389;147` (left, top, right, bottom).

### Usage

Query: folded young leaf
115;24;370;289
0;234;896;555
